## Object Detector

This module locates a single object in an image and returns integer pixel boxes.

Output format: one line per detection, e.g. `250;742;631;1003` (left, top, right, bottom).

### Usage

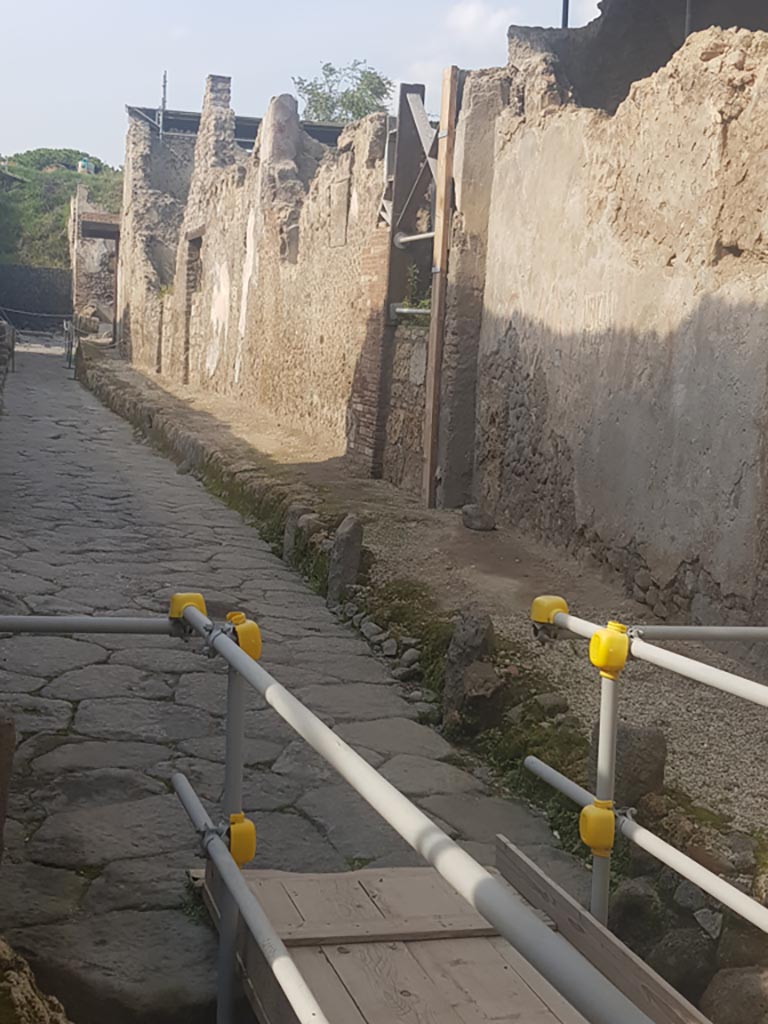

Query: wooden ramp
195;862;589;1024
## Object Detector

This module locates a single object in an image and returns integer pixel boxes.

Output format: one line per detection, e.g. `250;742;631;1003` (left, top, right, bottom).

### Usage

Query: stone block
461;504;496;531
701;967;768;1024
282;503;313;564
646;927;716;1002
442;613;495;728
326;514;363;607
588;720;666;806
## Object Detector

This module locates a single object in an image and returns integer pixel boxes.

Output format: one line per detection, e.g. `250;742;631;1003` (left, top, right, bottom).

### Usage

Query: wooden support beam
422;66;459;508
495;836;712;1024
406;92;438;180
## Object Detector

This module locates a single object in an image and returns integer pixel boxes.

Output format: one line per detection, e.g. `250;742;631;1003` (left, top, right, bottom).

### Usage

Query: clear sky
0;0;600;166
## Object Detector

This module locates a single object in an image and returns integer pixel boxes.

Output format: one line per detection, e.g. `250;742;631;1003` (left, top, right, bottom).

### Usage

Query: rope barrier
0;306;71;318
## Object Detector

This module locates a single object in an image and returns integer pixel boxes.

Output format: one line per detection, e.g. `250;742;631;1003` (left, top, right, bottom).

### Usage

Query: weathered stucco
473;28;768;619
68;186;116;315
120;76;391;469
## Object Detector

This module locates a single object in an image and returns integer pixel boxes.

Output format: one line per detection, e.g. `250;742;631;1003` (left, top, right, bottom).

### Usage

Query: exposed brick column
346;227;394;476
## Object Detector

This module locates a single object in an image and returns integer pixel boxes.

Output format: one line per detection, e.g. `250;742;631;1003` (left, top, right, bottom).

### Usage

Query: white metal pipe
182;607;653;1024
0;615;178;635
525;756;593;805
552;611;601;639
223;665;245;818
630;637;768;708
172;774;330;1024
620;817;768;934
631;625;768;643
394;230;436;248
525;757;768;934
550;609;768;708
591;674;619;924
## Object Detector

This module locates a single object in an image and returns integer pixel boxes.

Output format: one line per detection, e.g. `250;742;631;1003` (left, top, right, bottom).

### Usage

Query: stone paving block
73;698;216;742
271;739;338;785
1;572;58;596
82;851;203;913
178;734;285;766
28;768;166;815
175;671;267;715
298;783;416;862
292;652;393;684
248;811;347;872
110;647;212;674
28;794;197;868
418;793;556;846
379;754;486;796
31;740;171;774
0;635;107;677
295;683;416;721
335;717;453;760
241;771;303;811
41;664;171;701
0;862;87;929
13;909;216;1024
4;694;73;734
0;668;43;694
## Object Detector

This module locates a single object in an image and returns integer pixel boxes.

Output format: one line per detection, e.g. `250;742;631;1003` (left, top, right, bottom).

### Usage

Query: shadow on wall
509;0;768;113
473;291;768;622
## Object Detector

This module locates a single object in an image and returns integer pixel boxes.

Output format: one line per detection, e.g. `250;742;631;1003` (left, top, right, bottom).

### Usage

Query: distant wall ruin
68;185;117;316
118;77;392;471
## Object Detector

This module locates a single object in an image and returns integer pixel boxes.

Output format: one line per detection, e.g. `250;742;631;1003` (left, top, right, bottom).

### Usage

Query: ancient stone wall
143;76;391;468
116;114;196;367
68;186;116;316
471;28;768;622
382;323;428;493
507;0;768;113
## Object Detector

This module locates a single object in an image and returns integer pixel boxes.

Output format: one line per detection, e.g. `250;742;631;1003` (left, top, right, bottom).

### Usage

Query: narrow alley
0;338;579;1022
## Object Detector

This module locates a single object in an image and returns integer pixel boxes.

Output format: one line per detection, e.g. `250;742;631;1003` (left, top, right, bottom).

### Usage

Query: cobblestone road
0;340;583;1024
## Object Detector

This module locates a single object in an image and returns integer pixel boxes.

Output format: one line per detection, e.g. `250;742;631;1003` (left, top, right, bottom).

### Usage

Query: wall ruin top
508;0;768;112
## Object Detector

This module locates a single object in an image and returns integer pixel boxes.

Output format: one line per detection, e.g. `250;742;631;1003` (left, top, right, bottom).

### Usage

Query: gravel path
497;593;768;831
0;339;587;1024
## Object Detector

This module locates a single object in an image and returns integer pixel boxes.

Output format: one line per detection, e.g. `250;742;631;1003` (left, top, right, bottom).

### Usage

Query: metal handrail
180;604;654;1024
531;596;768;925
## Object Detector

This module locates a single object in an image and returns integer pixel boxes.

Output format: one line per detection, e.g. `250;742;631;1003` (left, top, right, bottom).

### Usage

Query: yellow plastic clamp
168;593;208;619
228;812;257;868
226;611;263;661
589;621;629;680
530;595;569;625
579;799;616;858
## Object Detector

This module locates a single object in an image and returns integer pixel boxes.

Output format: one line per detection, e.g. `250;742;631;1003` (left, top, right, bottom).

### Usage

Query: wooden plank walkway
194;864;588;1024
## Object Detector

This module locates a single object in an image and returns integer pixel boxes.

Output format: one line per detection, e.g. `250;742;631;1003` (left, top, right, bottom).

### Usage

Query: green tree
0;148;122;268
293;60;393;123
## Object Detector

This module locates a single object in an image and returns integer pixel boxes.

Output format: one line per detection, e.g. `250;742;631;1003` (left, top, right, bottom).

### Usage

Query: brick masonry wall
125;78;392;472
382;322;427;493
